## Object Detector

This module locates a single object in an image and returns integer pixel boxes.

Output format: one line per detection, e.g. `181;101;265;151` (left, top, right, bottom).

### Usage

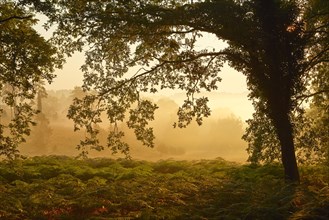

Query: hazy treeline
14;88;248;161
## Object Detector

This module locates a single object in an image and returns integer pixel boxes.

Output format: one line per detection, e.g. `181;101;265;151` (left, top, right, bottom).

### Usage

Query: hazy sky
45;53;249;94
34;15;247;92
35;15;254;120
42;32;248;92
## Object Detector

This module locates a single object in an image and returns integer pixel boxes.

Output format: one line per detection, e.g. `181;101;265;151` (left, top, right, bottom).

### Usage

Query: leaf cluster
0;1;62;159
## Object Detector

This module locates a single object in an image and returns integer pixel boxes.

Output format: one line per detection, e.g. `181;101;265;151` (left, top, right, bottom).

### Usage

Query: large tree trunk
270;105;300;183
278;118;299;182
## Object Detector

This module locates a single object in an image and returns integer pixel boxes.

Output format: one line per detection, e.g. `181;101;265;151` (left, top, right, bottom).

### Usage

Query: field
0;156;328;219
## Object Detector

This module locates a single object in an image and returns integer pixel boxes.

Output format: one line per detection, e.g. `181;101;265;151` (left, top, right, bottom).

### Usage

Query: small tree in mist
24;0;328;182
23;83;52;155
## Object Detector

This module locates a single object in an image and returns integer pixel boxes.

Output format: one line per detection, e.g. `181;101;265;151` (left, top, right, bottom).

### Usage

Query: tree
38;0;328;182
0;1;61;159
25;82;53;155
243;0;329;166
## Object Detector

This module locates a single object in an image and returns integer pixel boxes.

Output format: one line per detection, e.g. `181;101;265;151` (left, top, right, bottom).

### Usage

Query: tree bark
271;107;300;183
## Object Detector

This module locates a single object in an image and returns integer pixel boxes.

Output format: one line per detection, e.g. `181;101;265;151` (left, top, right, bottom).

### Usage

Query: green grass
0;156;328;219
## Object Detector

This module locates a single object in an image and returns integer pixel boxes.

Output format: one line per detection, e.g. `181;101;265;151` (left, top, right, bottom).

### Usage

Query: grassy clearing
0;156;328;219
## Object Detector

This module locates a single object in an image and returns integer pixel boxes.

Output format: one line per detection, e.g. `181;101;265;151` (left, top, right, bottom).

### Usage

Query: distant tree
70;86;87;100
34;0;328;182
25;82;52;154
0;1;61;159
36;82;48;113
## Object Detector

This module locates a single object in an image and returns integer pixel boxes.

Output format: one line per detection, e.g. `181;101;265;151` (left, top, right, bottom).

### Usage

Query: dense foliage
0;156;328;219
0;1;62;159
244;0;329;165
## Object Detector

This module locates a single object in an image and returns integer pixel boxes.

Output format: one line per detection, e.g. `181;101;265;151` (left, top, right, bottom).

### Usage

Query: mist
19;89;249;162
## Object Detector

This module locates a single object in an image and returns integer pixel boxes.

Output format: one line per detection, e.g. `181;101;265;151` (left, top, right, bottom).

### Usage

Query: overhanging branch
0;15;33;24
295;89;329;102
303;46;329;73
97;50;249;97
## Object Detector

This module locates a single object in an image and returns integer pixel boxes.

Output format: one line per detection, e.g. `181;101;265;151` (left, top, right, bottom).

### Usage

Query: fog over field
17;89;253;162
26;24;253;162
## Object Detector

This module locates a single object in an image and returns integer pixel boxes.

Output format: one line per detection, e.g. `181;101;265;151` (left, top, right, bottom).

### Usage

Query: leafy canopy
0;1;62;159
32;1;305;155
